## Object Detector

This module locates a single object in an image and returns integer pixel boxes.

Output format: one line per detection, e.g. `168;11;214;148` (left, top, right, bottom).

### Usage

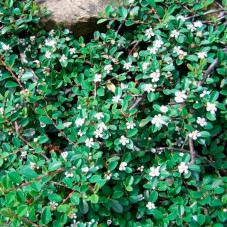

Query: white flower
144;84;156;93
178;162;189;174
21;151;27;158
174;90;187;102
145;28;154;38
165;71;172;78
107;220;112;225
187;24;196;32
112;95;121;103
189;130;201;140
94;112;104;120
82;166;89;173
75;118;85;127
59;54;67;63
77;105;82;110
196;31;203;37
133;52;138;58
123;62;132;70
178;50;187;60
69;48;76;54
173;46;181;54
105;171;112;180
78;130;85;136
98;122;107;131
45;51;51;59
176;15;186;21
150;69;160;82
85;138;94;148
30;162;36;170
171;30;180;38
65;171;74;178
160;105;168;113
40;123;46;128
196;117;207;127
119;162;127;171
148;46;158;54
194;21;203;28
126;121;135;129
137;165;144;172
197;52;207;59
2;43;11;51
94;129;103;138
146;202;156;210
94;74;102;82
33;138;38;143
152;114;166;127
206;103;217;114
149;166;160;177
61;151;68;160
50;202;58;210
119;136;129;146
104;64;113;73
138;194;145;201
30;36;36;42
142;62;150;70
200;91;210;98
64;122;72;128
0;107;4;115
153;39;163;48
45;39;56;47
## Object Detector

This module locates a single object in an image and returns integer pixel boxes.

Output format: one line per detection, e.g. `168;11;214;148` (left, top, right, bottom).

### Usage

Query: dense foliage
0;0;227;226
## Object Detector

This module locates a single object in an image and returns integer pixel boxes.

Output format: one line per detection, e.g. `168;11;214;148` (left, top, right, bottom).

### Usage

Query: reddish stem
60;190;75;205
6;168;63;193
0;59;25;91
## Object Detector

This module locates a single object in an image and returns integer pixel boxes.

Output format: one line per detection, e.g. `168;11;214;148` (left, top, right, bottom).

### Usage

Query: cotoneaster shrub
0;0;227;226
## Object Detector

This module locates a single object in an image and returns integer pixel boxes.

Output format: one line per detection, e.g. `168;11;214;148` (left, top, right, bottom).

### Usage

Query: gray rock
35;0;119;38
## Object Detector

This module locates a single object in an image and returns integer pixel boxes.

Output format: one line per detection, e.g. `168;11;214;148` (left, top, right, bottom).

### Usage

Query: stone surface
35;0;119;38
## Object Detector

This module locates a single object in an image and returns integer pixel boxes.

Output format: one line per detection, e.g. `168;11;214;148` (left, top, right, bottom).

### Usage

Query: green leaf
151;209;163;219
139;119;150;127
8;0;14;8
48;161;62;172
149;191;158;203
19;166;38;179
97;19;107;24
5;81;19;88
125;20;134;26
147;0;156;8
8;171;22;184
17;205;27;217
91;194;99;204
209;91;219;102
71;193;80;205
41;207;52;225
119;7;128;19
108;161;118;171
111;200;123;213
39;116;52;125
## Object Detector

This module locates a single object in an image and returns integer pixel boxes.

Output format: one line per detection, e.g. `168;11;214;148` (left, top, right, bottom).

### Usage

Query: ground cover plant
0;0;227;226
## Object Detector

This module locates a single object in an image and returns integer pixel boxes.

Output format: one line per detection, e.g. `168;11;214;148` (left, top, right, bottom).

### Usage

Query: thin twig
45;111;77;146
129;93;147;110
2;116;50;162
168;101;185;106
13;214;41;227
5;168;63;193
60;190;75;205
0;59;25;91
151;7;161;23
198;48;226;86
186;9;225;19
188;137;195;164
